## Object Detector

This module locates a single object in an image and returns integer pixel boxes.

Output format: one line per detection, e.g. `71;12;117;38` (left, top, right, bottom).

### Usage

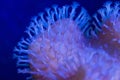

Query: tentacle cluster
24;1;90;40
13;2;90;80
90;1;120;37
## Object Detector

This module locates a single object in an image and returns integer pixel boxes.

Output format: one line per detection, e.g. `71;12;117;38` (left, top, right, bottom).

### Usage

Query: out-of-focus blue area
0;0;108;80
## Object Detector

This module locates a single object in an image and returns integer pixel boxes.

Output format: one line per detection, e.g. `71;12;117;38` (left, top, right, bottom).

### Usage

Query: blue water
0;0;110;80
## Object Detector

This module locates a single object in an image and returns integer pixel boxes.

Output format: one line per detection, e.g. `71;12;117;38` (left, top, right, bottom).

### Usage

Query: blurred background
0;0;111;80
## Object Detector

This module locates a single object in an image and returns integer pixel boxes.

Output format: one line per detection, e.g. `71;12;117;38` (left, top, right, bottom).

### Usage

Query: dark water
0;0;111;80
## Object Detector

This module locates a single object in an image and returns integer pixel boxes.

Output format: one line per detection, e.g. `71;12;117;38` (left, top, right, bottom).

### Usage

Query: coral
13;1;120;80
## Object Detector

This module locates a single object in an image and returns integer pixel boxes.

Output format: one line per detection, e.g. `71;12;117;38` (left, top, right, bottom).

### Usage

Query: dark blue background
0;0;112;80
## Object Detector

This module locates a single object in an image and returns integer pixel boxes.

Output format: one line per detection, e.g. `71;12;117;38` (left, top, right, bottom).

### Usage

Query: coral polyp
13;2;90;80
90;1;120;60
